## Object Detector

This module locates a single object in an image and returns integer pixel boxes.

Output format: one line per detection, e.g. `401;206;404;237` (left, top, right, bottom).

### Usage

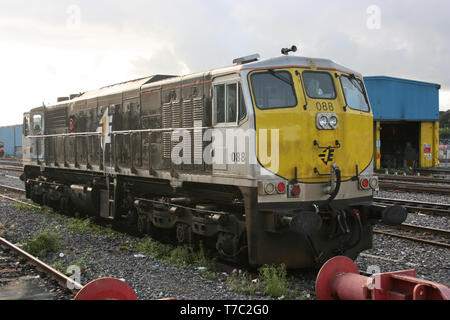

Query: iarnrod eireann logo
319;147;335;165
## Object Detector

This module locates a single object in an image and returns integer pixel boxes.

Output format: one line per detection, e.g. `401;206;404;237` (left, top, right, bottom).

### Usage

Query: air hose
325;166;341;206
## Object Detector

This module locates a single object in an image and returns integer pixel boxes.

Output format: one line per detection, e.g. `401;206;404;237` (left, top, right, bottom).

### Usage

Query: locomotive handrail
111;127;209;135
27;132;102;138
26;126;210;139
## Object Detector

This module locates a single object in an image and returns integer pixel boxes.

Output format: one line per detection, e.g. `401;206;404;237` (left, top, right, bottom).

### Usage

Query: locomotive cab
237;56;406;267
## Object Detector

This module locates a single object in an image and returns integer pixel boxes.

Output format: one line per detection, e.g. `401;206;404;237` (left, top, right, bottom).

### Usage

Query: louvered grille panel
182;99;193;128
46;108;68;129
193;97;203;123
162;102;172;128
162;102;172;159
163;132;172;159
172;101;182;128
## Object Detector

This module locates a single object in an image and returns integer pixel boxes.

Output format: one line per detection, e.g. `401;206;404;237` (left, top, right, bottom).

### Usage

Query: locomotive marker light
276;182;286;194
316;256;450;300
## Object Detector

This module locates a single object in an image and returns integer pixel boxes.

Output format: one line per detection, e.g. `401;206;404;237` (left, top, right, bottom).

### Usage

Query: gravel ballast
0;176;448;299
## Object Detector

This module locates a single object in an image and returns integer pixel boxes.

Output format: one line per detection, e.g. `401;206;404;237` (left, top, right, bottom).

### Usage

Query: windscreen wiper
268;69;293;85
348;74;370;106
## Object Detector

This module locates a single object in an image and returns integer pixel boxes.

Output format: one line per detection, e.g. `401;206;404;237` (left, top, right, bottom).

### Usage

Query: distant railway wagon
0;125;22;157
21;48;406;268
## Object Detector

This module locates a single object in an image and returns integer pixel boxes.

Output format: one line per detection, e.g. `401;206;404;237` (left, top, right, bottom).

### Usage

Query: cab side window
214;82;247;125
23;115;31;136
32;114;43;134
238;84;247;121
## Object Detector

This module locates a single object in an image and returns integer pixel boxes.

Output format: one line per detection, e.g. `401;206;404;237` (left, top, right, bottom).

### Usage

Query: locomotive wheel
42;192;50;207
31;193;43;206
176;223;192;245
136;214;148;236
59;197;74;216
127;209;138;226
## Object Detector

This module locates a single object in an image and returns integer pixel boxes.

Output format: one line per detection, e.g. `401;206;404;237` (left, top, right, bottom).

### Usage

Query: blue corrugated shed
0;125;23;156
364;76;440;121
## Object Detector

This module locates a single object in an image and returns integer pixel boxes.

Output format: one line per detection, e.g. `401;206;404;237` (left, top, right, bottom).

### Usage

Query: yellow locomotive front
240;55;406;267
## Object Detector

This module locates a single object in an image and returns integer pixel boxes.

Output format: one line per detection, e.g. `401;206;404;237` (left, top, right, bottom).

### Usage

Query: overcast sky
0;0;449;126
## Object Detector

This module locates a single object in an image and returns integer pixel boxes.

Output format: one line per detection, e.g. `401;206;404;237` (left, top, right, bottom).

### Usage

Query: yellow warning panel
420;122;439;168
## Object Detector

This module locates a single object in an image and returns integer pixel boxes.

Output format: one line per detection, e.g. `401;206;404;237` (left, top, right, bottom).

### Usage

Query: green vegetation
52;255;90;275
136;237;216;273
440;110;450;140
66;217;115;237
22;231;62;258
12;202;45;215
226;264;309;299
259;264;288;298
227;270;259;295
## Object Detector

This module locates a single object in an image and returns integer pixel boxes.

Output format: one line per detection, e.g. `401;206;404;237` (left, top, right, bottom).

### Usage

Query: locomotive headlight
316;113;338;130
319;116;328;128
329;116;338;128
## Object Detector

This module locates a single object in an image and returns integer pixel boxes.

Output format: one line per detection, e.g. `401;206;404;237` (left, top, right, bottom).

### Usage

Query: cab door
211;75;248;177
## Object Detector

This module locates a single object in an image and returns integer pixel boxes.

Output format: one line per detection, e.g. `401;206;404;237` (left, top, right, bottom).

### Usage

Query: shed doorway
380;122;420;168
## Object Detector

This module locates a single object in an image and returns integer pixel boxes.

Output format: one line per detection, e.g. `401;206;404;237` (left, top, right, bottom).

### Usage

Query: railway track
414;167;450;177
0;237;82;300
379;181;450;195
0;165;23;173
0;160;22;167
377;174;450;184
374;197;449;217
374;223;450;249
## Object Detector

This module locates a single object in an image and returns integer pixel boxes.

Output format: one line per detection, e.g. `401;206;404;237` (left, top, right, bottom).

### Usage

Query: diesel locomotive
21;48;407;268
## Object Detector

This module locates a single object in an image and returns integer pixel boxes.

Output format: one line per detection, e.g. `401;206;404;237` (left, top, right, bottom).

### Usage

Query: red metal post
316;256;450;300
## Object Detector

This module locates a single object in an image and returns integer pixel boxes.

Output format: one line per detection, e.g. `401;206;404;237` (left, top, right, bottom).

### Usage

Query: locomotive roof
78;74;176;100
240;55;361;77
34;55;360;112
141;55;361;89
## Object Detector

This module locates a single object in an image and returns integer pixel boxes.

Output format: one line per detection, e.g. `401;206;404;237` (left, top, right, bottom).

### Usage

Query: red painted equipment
75;278;138;300
316;256;450;300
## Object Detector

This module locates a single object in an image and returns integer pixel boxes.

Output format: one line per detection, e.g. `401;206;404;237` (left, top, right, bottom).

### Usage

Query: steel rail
374;223;450;249
0;184;26;194
373;197;450;217
0;237;83;294
379;181;450;195
0;166;24;173
377;174;450;184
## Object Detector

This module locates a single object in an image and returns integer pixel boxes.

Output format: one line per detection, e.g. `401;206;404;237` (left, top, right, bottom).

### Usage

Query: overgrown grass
258;264;288;298
22;231;62;258
66;217;115;237
227;270;259;296
12;202;46;215
136;237;216;273
52;256;90;275
226;264;308;299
